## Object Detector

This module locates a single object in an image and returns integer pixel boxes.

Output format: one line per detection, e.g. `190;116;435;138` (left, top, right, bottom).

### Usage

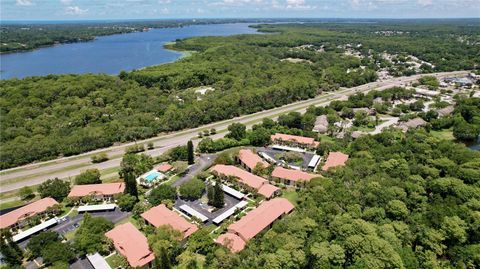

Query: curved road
0;71;468;193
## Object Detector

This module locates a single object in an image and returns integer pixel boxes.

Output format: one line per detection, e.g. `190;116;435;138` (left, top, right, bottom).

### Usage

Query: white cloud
64;6;88;15
158;0;172;3
60;0;72;4
16;0;33;6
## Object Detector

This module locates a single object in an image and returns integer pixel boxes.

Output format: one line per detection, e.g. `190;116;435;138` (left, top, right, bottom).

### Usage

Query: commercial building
216;198;294;252
0;197;58;230
211;165;279;199
236;149;268;172
105;223;155;269
141;204;198;239
270;133;319;150
271;166;318;187
68;183;125;202
322;152;349;171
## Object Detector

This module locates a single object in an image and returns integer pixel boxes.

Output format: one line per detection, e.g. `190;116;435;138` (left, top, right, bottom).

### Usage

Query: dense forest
1;20;479;169
215;130;480;269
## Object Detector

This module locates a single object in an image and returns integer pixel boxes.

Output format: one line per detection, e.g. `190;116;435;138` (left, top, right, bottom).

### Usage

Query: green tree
41;241;74;265
18;186;34;201
117;194;137;211
169;146;189;161
119;153;154;178
148;185;176;206
123;171;138;198
75;169;101;185
148;226;183;268
179;178;205;200
38;178;70;201
211;180;224;208
247;127;271;146
187;140;194;165
74;214;114;256
0;229;23;266
226;123;246;141
27;231;60;258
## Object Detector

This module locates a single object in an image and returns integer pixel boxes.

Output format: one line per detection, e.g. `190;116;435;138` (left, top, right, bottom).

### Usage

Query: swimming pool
144;171;162;182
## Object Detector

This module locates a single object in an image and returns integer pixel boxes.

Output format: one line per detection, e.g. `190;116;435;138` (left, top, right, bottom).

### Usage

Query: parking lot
174;190;244;225
258;147;316;169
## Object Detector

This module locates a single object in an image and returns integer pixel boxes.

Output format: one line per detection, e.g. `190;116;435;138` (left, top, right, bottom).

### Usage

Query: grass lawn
0;199;26;210
63;229;76;241
106;254;125;269
282;190;299;206
318;134;334;143
431;128;455;140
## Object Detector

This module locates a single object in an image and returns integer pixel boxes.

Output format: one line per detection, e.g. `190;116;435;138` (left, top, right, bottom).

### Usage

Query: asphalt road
0;71;468;193
171;154;216;187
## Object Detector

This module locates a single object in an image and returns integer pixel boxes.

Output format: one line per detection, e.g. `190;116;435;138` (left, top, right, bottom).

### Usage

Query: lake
0;23;259;79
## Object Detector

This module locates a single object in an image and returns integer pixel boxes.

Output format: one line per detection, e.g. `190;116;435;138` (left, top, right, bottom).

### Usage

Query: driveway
370;117;399;135
17;208;131;249
171;154;216;187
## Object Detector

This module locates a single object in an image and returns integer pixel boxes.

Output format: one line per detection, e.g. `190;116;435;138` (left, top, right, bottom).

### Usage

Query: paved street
0;71;468;193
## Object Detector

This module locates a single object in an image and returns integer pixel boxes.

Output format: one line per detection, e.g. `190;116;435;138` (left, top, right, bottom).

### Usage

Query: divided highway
0;71;468;194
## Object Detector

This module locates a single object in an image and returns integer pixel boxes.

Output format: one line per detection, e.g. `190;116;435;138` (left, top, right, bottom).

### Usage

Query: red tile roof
141;204;198;238
211;165;266;190
238;149;268;170
105;223;154;268
322;152;349;171
271;133;319;147
210;165;278;198
215;233;246;253
271;167;318;182
68;183;125;198
257;184;280;198
0;198;58;229
228;198;294;242
157;163;173;173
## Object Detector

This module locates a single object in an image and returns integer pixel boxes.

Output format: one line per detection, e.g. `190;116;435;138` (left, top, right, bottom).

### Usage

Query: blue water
145;171;162;182
0;23;259;79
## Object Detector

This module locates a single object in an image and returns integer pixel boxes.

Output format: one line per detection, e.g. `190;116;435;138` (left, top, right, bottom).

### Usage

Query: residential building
141;204;198;239
0;197;58;230
322;152;349;171
312;115;329;133
211;165;280;199
396;117;427;132
216;198;294;252
271;166;318;187
270;133;319;150
236;149;268;172
436;105;454;117
68;183;125;202
105;223;155;269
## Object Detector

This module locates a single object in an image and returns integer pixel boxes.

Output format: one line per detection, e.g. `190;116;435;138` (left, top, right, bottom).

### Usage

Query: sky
1;0;479;21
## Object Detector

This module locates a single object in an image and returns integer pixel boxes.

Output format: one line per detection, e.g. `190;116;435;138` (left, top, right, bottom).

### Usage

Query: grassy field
282;189;299;206
106;254;126;269
431;128;455;140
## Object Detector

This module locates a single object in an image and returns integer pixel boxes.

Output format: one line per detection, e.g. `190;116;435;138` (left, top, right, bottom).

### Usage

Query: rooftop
215;233;246;253
228;198;294;242
0;197;58;229
211;165;267;190
257;183;280;198
68;182;125;198
271;166;318;182
105;223;155;268
141;204;198;238
271;133;319;147
238;149;268;170
322;152;349;171
156;163;173;173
